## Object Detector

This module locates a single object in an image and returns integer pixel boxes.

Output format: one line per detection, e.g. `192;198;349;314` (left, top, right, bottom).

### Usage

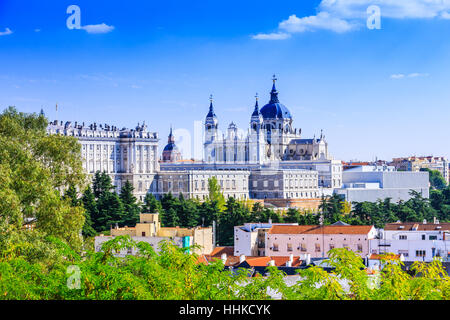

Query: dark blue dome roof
260;102;292;119
259;78;292;119
163;142;178;152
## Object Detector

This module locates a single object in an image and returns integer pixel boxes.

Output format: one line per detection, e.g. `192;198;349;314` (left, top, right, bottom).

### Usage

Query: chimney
289;253;293;263
268;218;272;224
221;253;227;264
269;260;275;267
286;260;292;267
423;219;427;224
239;254;246;263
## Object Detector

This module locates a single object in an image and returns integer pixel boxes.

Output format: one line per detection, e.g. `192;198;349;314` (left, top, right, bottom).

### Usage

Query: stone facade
153;170;250;201
46;120;159;200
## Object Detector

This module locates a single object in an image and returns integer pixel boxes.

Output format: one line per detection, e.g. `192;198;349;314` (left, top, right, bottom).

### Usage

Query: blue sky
0;0;449;161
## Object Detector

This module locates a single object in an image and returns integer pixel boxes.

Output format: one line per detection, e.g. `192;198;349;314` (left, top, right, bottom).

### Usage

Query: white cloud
390;72;429;79
408;72;429;78
252;32;291;40
80;23;114;34
279;12;357;33
34;29;41;32
390;73;405;79
253;0;450;40
0;28;13;36
320;0;450;19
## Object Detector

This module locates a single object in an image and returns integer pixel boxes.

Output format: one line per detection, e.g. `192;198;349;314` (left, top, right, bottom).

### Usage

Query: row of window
271;243;363;252
399;235;438;240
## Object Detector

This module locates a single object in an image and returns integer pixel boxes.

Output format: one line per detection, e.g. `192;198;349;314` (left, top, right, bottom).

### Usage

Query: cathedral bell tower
204;95;218;163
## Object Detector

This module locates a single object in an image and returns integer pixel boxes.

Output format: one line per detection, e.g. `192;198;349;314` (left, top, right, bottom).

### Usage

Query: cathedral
201;76;329;165
48;76;343;204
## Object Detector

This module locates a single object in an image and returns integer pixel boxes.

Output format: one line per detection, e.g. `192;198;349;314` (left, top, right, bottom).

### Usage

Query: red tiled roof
268;225;374;235
209;246;234;257
244;256;271;267
267;225;316;235
196;255;209;265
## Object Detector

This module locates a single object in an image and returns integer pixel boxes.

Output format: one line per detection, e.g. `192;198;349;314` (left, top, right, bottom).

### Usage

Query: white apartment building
369;220;450;262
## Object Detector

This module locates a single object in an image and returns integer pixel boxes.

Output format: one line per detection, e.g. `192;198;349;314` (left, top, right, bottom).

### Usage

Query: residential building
390;156;449;184
265;223;377;258
233;222;299;257
369;220;450;262
94;212;213;255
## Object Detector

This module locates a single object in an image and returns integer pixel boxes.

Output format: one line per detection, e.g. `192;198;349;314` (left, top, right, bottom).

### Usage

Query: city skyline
1;0;449;161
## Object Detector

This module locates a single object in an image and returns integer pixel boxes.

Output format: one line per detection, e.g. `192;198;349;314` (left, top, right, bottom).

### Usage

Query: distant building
390;156;449;184
233;222;299;257
153;170;250;201
369;220;450;262
161;127;182;163
46;120;159;200
47;77;344;206
265;223;377;258
94;213;213;255
334;165;429;203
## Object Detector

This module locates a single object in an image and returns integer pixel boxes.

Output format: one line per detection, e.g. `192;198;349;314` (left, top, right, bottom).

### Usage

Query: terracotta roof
239;256;303;267
196;255;209;265
270;256;302;267
268;225;374;235
267;225;316;235
384;222;450;231
209;246;234;257
244;256;271;267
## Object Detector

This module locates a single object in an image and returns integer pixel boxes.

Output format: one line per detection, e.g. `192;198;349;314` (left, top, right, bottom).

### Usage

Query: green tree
420;168;447;190
141;193;163;213
177;193;199;228
96;191;125;231
208;176;226;211
120;180;140;227
0;107;86;253
80;186;97;237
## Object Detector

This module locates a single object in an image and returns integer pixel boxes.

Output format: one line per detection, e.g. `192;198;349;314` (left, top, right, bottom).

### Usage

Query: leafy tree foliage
1;237;448;300
421;168;447;190
0;107;86;253
120;180;141;227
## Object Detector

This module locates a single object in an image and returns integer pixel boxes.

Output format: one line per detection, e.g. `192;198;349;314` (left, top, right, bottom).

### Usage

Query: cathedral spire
269;74;280;104
206;94;216;118
168;125;175;143
252;93;260;117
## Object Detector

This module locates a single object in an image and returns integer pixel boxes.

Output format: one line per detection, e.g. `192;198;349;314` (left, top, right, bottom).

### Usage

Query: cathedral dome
162;127;182;162
260;102;292;120
260;76;292;120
